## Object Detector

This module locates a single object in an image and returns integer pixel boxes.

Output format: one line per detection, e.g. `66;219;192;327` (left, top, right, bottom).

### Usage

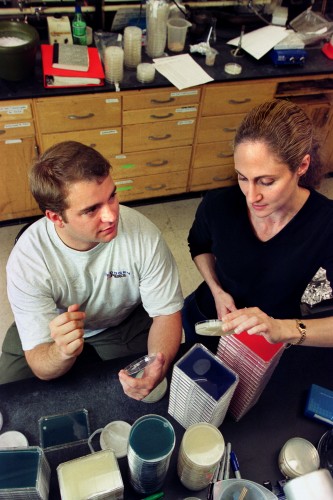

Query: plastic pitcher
167;18;191;52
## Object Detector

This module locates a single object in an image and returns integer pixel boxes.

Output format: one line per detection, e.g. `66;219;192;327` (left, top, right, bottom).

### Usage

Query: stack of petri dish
0;447;50;499
278;437;320;479
104;46;124;85
145;0;170;58
57;449;123;500
168;343;239;429
124;26;142;69
127;414;175;495
216;331;285;420
177;422;225;491
136;63;156;83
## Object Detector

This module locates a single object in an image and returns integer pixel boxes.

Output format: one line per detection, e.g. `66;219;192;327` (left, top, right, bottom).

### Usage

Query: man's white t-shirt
7;205;183;351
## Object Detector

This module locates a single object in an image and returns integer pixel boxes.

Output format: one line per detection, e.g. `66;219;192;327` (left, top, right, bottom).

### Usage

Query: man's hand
118;352;165;400
49;304;86;359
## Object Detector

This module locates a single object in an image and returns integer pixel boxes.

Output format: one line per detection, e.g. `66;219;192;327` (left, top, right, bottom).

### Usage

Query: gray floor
1;178;333;354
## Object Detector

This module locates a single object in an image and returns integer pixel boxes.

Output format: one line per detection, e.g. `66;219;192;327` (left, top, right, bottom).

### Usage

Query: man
1;141;183;399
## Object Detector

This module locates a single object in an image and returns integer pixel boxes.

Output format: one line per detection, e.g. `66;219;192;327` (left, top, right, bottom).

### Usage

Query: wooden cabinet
34;93;122;154
1;73;333;222
275;80;333;173
189;81;276;192
116;87;200;201
0;99;40;221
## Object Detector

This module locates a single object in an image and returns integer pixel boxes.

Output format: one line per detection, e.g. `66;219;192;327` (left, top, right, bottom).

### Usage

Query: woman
183;99;333;348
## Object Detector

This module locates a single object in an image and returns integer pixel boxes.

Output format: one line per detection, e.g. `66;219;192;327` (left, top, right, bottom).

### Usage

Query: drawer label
105;99;119;103
0;105;28;114
115;179;134;185
170;90;198;97
177;120;195;126
4;122;31;129
115;155;127;159
100;130;118;135
176;107;197;113
5;139;23;144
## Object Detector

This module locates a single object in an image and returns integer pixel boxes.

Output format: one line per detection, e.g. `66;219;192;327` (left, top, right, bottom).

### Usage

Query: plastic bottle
72;3;87;45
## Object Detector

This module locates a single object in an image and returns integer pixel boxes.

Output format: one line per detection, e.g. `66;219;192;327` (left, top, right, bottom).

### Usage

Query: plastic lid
224;62;242;75
100;421;131;458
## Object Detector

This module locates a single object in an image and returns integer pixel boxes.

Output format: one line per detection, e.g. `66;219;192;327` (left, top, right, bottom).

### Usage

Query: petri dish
279;437;320;478
224;62;242;75
0;430;29;448
124;354;157;376
317;429;333;476
195;320;233;336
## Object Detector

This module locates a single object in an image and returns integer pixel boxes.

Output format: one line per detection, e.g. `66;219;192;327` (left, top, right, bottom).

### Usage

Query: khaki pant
0;305;152;385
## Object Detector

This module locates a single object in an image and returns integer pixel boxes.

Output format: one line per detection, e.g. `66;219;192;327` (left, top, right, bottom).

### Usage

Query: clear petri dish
124;354;157;376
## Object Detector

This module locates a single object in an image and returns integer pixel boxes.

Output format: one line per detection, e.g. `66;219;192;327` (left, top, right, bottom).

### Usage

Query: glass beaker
167;17;191;52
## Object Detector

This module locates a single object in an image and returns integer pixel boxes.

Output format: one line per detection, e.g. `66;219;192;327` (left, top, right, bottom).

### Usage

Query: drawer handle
145;183;166;191
146;160;169;167
213;175;234;182
148;134;171;141
223;127;237;133
67;113;95;120
228;98;251;105
151;98;175;104
150;113;174;120
217;152;233;158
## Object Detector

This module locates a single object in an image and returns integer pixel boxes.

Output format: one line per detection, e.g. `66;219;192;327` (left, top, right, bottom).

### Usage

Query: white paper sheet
227;25;289;60
153;54;213;90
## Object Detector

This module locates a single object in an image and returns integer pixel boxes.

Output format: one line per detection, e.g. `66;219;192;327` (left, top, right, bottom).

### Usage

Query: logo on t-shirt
106;270;131;279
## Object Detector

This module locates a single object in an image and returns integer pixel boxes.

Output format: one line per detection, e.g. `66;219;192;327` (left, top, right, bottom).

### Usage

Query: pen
223;442;232;480
141;493;164;500
230;450;242;479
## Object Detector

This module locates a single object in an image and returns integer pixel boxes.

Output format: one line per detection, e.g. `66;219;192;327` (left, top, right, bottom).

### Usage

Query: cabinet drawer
40;128;121;155
197;113;246;143
123;104;198;125
35;95;121;133
0;138;40;221
190;164;237;191
0;99;33;121
0;120;35;139
123;119;196;152
202;82;276;116
123;88;201;110
115;170;188;202
193;142;234;168
111;146;191;178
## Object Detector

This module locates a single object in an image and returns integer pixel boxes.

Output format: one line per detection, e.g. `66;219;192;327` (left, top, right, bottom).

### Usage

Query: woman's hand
213;289;237;319
221;307;285;344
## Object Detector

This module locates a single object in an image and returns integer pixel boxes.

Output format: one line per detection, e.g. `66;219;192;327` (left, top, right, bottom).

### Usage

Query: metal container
0;21;39;81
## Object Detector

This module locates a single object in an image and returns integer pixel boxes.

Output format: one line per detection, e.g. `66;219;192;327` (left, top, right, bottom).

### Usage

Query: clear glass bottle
72;3;87;45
